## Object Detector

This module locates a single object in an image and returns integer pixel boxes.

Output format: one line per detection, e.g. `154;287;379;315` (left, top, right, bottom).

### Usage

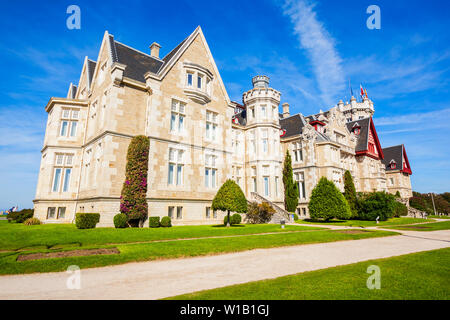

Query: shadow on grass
212;224;246;228
303;219;348;224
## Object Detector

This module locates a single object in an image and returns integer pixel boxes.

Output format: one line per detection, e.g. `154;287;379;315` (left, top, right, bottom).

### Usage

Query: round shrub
160;216;172;227
231;213;242;225
308;177;351;221
213;179;247;226
113;213;128;228
293;213;299;221
75;213;100;229
149;216;160;228
24;217;41;225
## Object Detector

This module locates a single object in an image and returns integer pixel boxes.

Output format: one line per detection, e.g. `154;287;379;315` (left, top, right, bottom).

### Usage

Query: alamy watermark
66;265;81;289
366;5;381;30
66;5;81;30
366;265;381;289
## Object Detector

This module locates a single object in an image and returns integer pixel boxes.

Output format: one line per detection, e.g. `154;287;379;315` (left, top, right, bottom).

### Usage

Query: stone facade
33;27;413;226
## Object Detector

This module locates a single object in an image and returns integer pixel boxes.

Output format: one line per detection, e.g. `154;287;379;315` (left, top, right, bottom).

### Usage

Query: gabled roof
382;144;412;174
67;83;77;99
280;114;306;138
108;35;163;82
346;117;371;152
87;59;97;89
346;117;383;159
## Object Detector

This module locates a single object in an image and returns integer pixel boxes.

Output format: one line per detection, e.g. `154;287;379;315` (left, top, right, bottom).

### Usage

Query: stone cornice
45;97;88;113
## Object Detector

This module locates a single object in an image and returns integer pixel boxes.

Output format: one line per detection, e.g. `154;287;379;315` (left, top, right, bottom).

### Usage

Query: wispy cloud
282;0;345;106
375;108;450;126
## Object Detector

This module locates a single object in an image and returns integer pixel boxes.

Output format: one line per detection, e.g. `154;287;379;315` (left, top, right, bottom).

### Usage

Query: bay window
60;108;79;137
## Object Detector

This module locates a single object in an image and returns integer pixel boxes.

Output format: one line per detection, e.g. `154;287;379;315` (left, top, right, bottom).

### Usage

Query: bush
393;201;408;217
308;177;351;221
24;217;41;225
8;209;34;223
149;216;160;228
293;213;299;221
245;202;276;224
358;192;396;221
120;135;150;227
113;213;128;228
75;213;100;229
395;191;401;198
231;213;242;225
160;216;172;227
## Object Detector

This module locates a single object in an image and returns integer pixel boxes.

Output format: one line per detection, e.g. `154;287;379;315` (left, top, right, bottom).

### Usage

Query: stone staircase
250;192;292;223
396;198;427;218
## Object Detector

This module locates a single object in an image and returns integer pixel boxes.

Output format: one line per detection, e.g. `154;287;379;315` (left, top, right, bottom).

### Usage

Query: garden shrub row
75;213;100;229
7;209;34;223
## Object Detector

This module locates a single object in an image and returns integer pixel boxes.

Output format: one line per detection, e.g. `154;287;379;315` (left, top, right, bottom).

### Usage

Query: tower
242;76;283;203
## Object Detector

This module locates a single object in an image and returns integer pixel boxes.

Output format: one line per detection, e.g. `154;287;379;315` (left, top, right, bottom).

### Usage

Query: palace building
33;27;413;226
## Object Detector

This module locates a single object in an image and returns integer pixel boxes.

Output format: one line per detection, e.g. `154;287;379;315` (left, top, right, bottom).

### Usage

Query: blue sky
0;0;449;209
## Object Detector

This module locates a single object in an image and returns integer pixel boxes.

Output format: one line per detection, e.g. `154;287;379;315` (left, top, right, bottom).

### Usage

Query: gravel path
0;229;448;300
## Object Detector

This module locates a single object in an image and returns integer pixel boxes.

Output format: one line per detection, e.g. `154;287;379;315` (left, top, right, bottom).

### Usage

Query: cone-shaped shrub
343;170;358;219
120;135;150;227
309;177;351;221
282;151;299;212
212;179;247;227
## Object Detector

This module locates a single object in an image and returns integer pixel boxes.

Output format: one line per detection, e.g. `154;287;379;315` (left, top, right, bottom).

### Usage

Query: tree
212;179;247;227
359;191;396;221
343;170;358;219
395;191;401;198
308;177;351;221
282;150;299;212
120;135;150;227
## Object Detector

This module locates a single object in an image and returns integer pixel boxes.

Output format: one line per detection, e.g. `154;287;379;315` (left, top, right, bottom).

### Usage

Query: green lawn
169;248;450;300
0;227;397;275
296;217;433;228
429;215;450;219
383;221;450;232
0;221;322;251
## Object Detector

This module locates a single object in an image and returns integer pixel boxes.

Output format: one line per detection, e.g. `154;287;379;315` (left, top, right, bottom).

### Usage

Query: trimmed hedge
7;209;34;223
24;217;41;225
149;216;160;228
358;192;396;221
308;177;351;221
113;213;128;228
160;216;172;228
75;213;100;229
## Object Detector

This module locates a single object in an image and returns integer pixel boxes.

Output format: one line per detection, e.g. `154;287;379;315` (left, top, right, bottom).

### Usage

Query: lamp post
430;193;437;216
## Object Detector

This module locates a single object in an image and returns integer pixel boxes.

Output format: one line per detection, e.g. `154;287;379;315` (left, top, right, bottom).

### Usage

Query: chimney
150;42;161;59
282;103;290;118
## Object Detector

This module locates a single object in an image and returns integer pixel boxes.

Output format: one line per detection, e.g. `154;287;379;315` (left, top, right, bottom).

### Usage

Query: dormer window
389;160;397;169
310;120;325;133
352;122;361;135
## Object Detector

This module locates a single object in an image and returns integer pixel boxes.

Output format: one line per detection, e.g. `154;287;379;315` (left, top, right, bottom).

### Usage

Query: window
52;154;73;192
249;131;256;153
98;61;107;84
205;154;217;188
197;75;203;89
250;107;255;119
187;73;193;87
302;208;307;216
168;148;184;186
206;110;218;140
293;142;302;162
57;207;66;219
389;178;394;186
206;207;211;219
47;207;56;219
168;206;174;219
60;108;79;137
170;100;186;133
261;105;267;118
264;177;270;197
332;170;341;186
295;172;306;199
176;206;183;219
275;176;279;196
262;129;268;153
